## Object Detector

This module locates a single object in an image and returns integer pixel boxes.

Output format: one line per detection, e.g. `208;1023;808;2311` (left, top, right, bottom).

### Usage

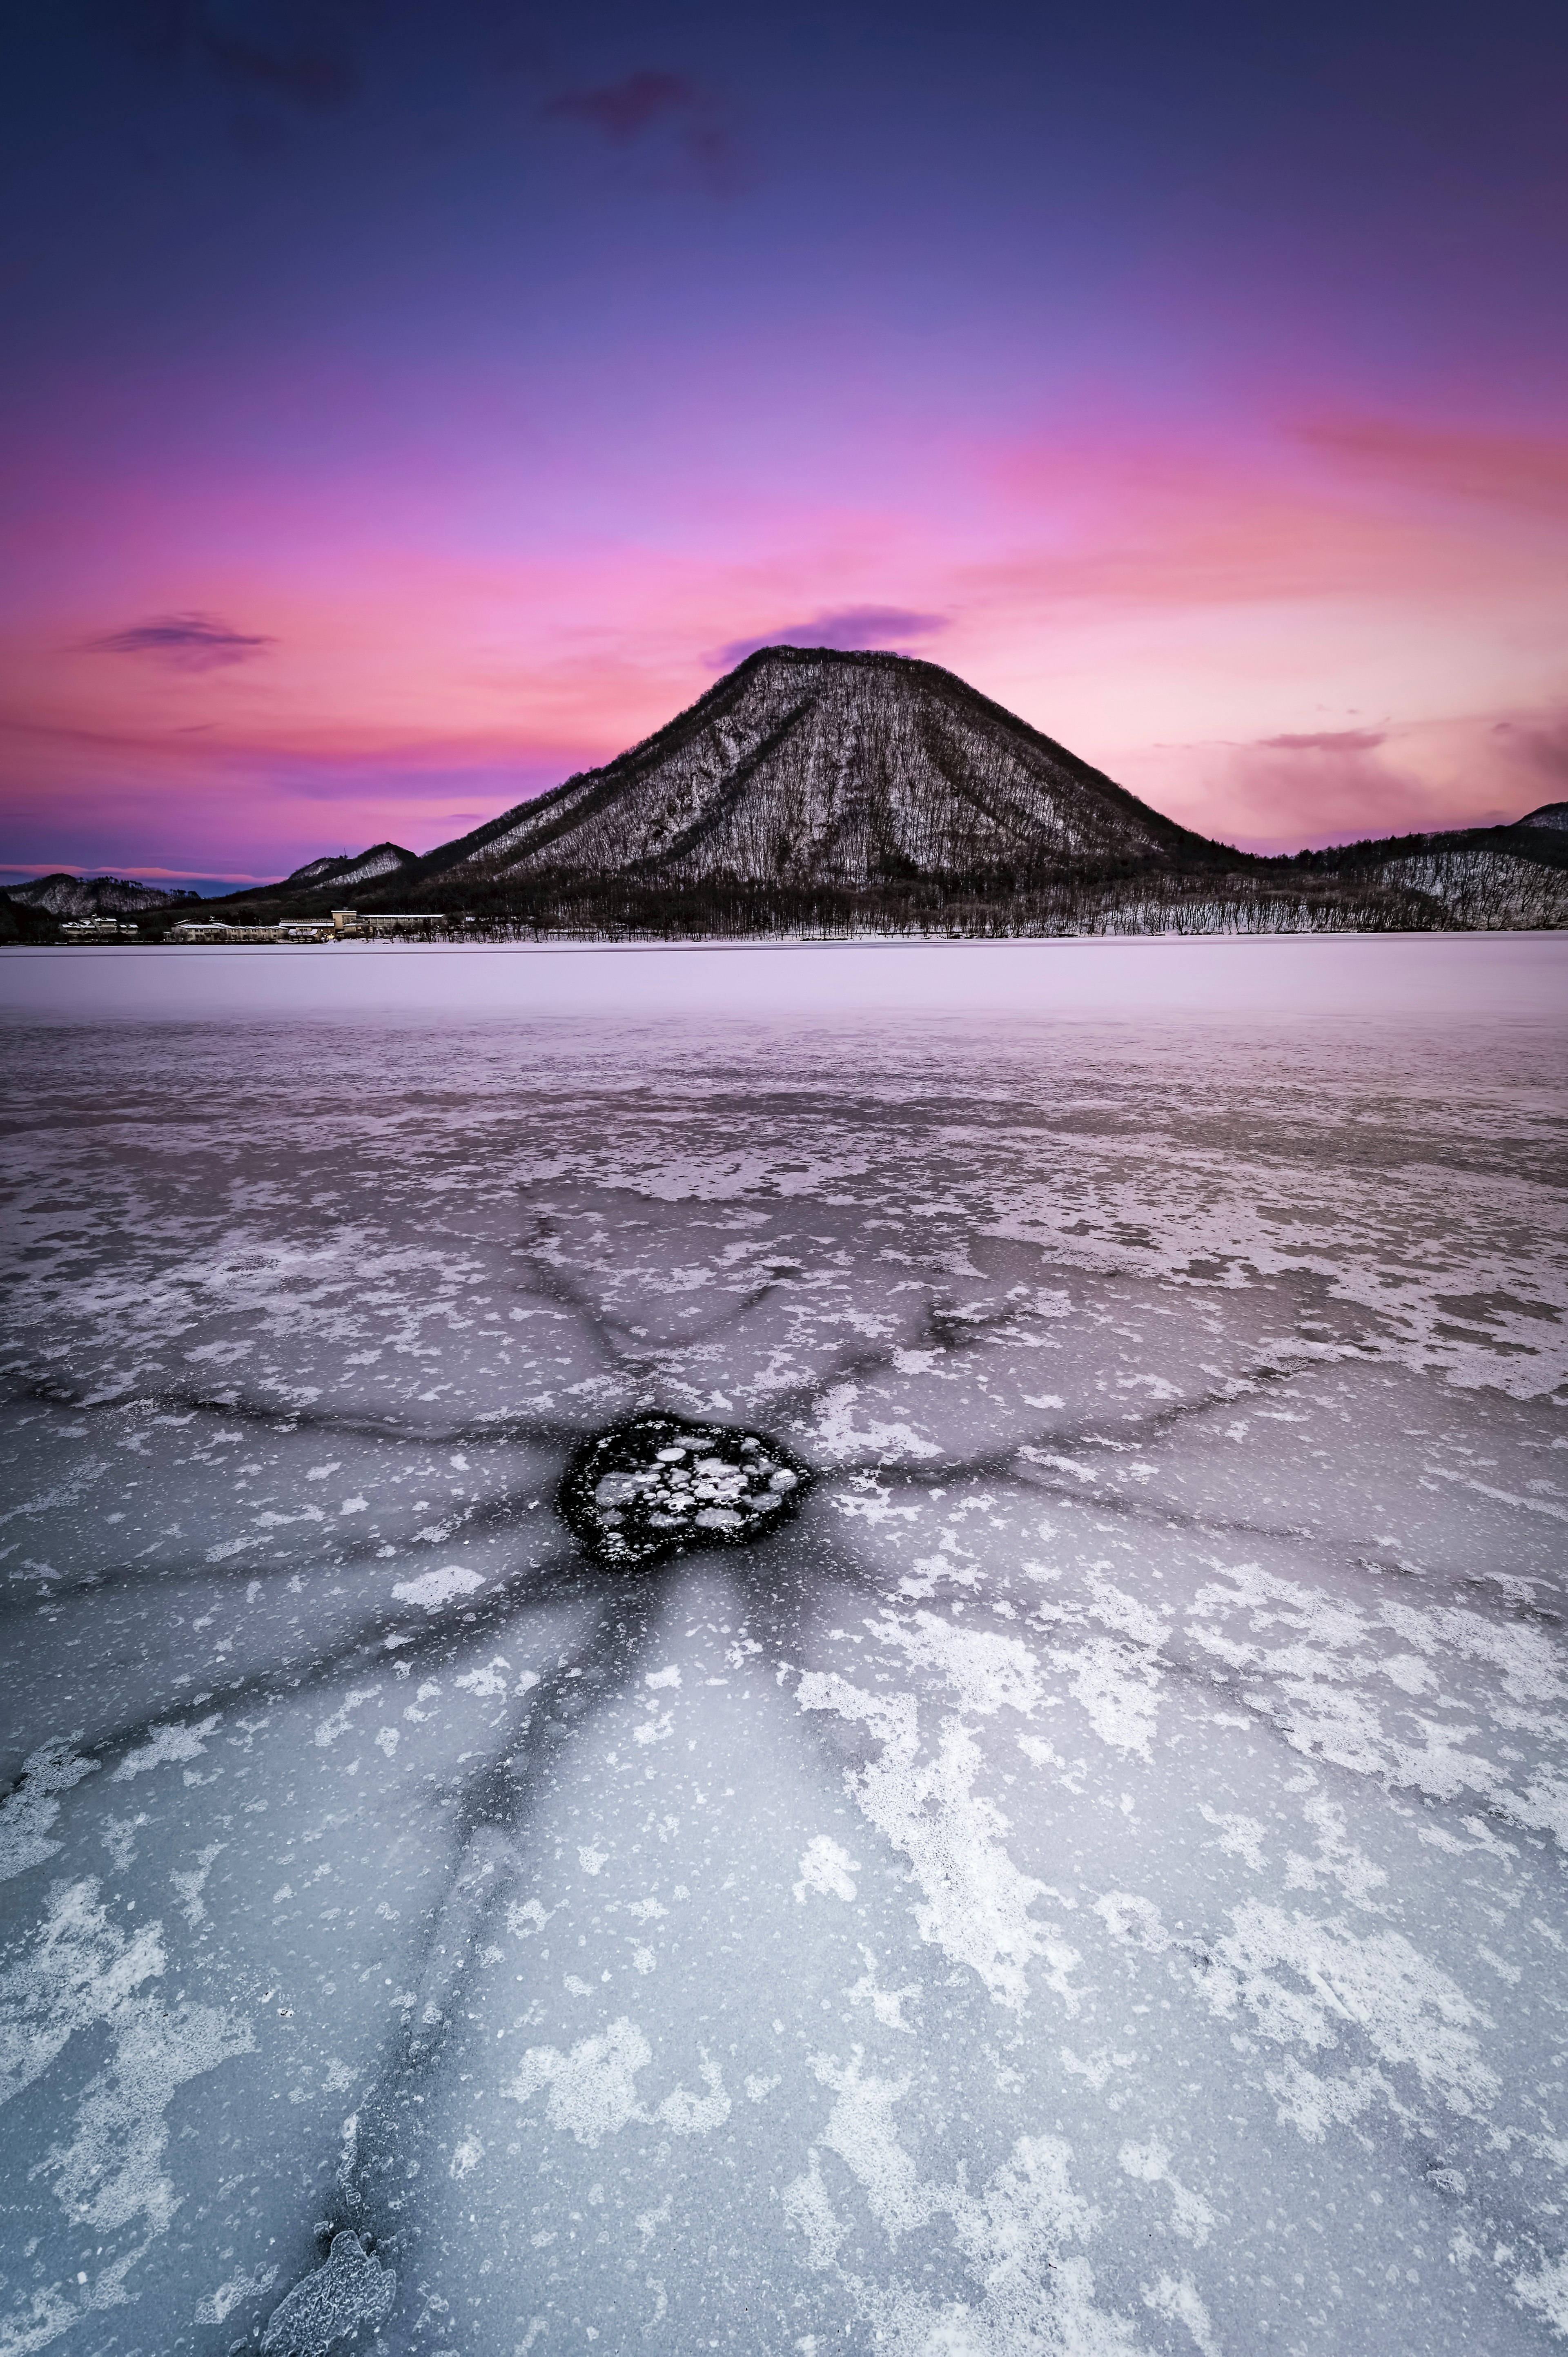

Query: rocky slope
420;648;1218;889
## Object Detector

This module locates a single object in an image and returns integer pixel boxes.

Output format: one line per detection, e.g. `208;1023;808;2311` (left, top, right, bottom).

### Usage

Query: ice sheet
1;937;1565;2356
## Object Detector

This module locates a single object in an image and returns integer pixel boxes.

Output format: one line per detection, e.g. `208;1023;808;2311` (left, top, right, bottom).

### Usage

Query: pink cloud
1296;418;1568;513
1257;729;1386;753
1493;716;1568;793
1138;703;1568;855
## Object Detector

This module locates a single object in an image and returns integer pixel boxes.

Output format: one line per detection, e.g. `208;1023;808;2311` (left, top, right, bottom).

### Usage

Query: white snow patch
1515;2252;1568;2335
391;1565;483;1612
808;1383;941;1463
503;2019;651;2147
1118;2138;1217;2245
656;2052;731;2136
1205;1900;1499;2124
455;1656;512;1698
0;1877;252;2315
111;1716;219;1782
0;1741;98;1883
782;2154;846;2270
793;1836;859;1904
1144;2272;1221;2357
797;1671;1080;2012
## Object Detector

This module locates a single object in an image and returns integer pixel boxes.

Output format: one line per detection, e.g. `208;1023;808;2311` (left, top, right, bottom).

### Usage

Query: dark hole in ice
557;1412;814;1569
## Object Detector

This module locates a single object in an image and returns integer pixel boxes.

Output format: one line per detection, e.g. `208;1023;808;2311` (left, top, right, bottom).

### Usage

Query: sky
2;0;1565;884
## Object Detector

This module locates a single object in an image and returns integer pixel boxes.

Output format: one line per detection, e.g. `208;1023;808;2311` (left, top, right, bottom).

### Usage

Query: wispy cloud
79;612;276;670
1492;715;1568;791
708;607;950;669
1257;729;1386;753
545;69;698;142
0;863;270;884
1298;418;1568;513
543;69;741;191
127;0;361;113
1147;701;1568;855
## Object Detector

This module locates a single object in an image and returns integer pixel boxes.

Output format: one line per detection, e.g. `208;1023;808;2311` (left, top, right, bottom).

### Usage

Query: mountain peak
283;842;417;890
423;646;1208;892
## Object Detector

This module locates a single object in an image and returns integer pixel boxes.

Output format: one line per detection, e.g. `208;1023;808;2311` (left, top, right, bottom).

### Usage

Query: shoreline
4;929;1564;1029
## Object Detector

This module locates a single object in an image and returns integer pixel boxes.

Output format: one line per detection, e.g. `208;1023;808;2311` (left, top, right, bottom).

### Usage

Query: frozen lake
2;934;1566;2357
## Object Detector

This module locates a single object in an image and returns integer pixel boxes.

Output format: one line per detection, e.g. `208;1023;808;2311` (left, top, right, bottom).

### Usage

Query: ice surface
1;934;1566;2356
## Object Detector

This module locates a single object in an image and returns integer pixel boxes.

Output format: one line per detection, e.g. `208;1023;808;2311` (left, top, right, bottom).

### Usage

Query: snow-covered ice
1;934;1566;2356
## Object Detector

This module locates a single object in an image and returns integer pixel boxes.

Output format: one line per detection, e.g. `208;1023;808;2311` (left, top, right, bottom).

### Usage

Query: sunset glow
4;2;1564;879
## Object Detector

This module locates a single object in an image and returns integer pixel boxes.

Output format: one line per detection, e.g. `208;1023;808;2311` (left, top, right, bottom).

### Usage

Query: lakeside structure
165;908;451;944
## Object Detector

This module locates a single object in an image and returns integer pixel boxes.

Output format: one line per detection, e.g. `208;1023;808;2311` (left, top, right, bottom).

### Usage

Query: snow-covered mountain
0;872;196;916
421;648;1214;888
1370;845;1568;929
180;659;1566;937
283;842;416;890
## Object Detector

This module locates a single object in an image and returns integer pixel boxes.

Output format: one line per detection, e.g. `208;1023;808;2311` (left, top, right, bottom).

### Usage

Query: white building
328;909;447;935
167;908;448;944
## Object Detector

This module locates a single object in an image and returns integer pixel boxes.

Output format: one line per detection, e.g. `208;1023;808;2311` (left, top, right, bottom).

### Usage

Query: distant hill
0;873;198;916
1281;803;1568;932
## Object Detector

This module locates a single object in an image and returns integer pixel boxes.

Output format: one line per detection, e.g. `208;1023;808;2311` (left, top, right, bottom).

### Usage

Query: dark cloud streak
118;0;363;112
81;611;276;669
543;66;742;191
709;607;950;669
1258;728;1386;752
543;69;699;143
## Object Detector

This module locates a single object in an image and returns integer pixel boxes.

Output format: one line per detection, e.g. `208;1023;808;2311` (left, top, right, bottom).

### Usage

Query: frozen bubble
558;1412;813;1568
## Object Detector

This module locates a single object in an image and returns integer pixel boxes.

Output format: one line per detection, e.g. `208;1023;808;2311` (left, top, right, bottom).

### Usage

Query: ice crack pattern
1;951;1566;2356
558;1412;811;1567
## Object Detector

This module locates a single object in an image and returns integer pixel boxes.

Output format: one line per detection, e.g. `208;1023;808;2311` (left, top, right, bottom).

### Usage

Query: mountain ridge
9;654;1564;938
0;873;198;917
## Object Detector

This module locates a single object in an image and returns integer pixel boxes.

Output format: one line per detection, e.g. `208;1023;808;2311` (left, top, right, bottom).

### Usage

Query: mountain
282;843;416;890
150;652;1567;940
0;873;198;916
420;648;1219;889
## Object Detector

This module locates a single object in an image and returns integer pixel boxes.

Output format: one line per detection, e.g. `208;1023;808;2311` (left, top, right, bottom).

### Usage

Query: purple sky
2;0;1564;880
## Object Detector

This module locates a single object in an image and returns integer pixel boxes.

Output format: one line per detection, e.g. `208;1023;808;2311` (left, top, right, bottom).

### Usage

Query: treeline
1286;823;1568;881
24;850;1557;946
404;864;1453;942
